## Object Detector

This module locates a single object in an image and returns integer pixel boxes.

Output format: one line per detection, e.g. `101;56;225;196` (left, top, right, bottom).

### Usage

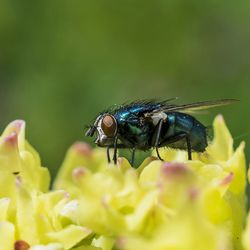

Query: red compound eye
101;115;117;137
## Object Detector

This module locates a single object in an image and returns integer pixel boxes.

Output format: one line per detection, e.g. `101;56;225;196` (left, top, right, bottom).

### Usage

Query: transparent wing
146;99;239;116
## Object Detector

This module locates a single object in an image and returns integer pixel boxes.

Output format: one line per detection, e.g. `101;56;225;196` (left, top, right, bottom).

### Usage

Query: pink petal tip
72;166;86;180
220;172;234;186
12;120;25;132
73;142;92;157
116;237;127;249
162;162;189;177
4;132;18;146
188;187;199;201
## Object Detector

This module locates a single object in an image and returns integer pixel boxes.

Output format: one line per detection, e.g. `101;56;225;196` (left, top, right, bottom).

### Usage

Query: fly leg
109;142;128;165
107;146;111;163
113;136;118;164
154;119;164;161
156;147;163;161
130;148;136;166
159;132;192;160
186;135;192;160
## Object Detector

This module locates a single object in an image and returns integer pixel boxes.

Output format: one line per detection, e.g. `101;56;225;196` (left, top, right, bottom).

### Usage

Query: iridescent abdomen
161;112;208;152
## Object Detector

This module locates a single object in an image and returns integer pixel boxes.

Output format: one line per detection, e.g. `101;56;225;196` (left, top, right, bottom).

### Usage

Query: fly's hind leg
185;135;192;160
159;132;192;160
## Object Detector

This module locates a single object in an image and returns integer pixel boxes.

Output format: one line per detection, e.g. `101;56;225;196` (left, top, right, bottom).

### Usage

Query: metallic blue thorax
113;103;162;148
114;103;161;123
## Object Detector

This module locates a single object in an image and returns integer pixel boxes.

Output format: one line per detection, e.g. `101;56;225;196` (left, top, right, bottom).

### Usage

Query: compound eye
101;115;117;137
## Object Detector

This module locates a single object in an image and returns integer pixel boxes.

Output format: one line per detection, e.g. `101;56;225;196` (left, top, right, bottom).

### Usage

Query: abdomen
162;112;208;152
189;118;208;152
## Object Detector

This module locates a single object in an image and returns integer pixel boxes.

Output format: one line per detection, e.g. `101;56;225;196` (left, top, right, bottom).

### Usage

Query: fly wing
145;99;239;116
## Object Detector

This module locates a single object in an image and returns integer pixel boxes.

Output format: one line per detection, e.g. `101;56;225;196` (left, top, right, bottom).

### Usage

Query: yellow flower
241;163;250;250
54;115;247;250
0;115;247;249
0;120;91;249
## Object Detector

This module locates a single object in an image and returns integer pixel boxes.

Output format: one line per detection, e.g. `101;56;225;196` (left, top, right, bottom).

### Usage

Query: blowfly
85;99;238;165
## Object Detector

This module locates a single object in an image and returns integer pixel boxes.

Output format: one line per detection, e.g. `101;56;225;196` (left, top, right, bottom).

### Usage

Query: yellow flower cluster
0;116;249;250
54;115;247;250
0;121;91;250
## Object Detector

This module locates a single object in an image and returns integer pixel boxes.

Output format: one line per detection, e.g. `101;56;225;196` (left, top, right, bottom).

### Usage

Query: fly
85;99;238;165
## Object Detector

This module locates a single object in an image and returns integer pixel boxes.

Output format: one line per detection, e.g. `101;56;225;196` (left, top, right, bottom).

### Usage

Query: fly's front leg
113;136;118;164
108;142;129;165
107;146;111;163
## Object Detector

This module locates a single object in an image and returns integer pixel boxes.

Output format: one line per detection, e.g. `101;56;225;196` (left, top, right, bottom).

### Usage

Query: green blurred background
0;1;249;177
